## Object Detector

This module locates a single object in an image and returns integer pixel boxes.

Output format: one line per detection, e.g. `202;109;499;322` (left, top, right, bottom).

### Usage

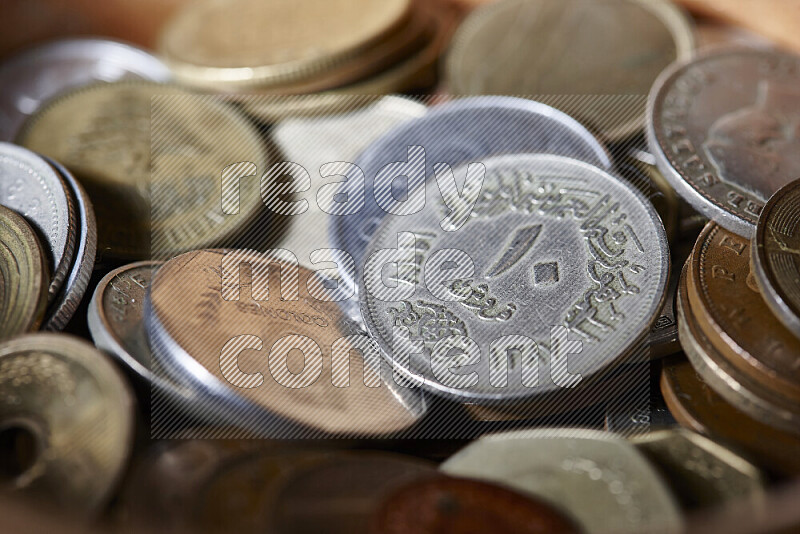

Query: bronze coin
371;475;581;534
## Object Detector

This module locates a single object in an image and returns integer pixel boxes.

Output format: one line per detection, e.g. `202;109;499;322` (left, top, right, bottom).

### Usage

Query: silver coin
0;38;171;142
440;429;683;534
647;48;800;237
0;142;75;301
360;154;669;402
41;157;97;330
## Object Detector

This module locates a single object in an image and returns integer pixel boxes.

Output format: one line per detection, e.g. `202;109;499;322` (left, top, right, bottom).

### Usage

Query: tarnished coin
361;155;669;402
147;250;425;437
0;38;171;142
752;179;800;339
440;429;683;534
661;356;800;477
633;429;765;511
17;82;268;261
371;475;581;534
0;206;48;340
159;0;412;89
0;143;75;302
446;0;694;142
0;334;134;514
647;48;800;237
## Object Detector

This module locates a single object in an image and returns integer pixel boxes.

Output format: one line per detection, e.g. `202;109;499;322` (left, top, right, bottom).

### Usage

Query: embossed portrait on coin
703;81;800;200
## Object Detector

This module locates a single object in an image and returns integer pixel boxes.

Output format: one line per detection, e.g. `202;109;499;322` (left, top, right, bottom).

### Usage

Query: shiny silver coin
647;48;800;237
41;157;97;330
360;154;669;402
0;142;75;302
0;38;171;142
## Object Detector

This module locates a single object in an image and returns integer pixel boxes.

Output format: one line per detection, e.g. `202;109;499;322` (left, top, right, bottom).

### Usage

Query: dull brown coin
371;475;581;534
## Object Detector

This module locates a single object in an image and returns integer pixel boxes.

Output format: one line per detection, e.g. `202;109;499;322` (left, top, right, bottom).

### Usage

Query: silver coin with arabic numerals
647;48;800;238
360;154;669;402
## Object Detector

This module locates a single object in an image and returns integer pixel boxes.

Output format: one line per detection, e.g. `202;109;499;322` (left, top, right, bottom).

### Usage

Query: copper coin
371;475;580;534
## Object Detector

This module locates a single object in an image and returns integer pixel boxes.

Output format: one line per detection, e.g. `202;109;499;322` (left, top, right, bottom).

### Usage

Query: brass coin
445;0;694;142
159;0;412;89
686;222;800;402
661;355;800;477
752;178;800;339
17;82;268;261
0;205;48;341
0;334;134;514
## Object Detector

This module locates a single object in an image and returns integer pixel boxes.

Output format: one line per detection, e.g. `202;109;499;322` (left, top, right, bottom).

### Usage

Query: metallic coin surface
0;334;134;514
148;249;425;436
0;206;48;340
633;429;765;511
440;429;683;534
372;475;581;534
752;179;800;339
647;48;800;237
0;38;171;142
0;143;75;302
446;0;694;142
661;356;800;476
18;82;268;261
159;0;412;89
361;155;669;401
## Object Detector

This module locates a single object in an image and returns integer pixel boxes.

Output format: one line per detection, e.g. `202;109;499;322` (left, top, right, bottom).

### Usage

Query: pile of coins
0;0;799;532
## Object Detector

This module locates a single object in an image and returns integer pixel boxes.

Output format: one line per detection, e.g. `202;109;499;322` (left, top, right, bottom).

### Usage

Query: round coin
647;48;800;237
0;334;134;514
752;178;800;339
0;206;48;341
445;0;694;142
361;154;669;402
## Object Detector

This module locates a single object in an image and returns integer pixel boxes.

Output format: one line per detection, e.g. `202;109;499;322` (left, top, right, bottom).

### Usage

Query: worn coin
752;178;800;339
446;0;694;142
0;38;171;142
361;154;669;402
647;48;800;237
0;334;134;514
0;143;75;302
440;429;683;534
371;475;581;534
0;206;48;341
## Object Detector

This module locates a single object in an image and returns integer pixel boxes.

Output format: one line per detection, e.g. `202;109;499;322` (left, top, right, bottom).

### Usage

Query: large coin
0;143;75;302
0;38;171;142
0;205;48;340
445;0;694;142
647;48;800;237
440;429;683;534
17;82;268;261
361;155;669;402
752;179;800;339
0;334;134;514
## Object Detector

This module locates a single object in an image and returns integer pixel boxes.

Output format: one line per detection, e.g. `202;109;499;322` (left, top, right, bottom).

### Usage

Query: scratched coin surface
648;48;800;237
440;429;683;534
446;0;694;142
752;179;800;339
361;155;669;402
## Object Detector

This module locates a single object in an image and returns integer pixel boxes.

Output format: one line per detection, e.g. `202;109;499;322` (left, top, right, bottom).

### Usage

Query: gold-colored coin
159;0;413;90
17;82;268;261
0;205;48;341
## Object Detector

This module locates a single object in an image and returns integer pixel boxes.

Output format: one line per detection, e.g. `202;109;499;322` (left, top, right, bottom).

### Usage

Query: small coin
440;429;683;534
371;475;581;534
446;0;694;142
0;205;48;341
0;334;134;514
661;355;800;477
752;178;800;339
0;38;171;142
0;142;75;303
647;48;800;237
